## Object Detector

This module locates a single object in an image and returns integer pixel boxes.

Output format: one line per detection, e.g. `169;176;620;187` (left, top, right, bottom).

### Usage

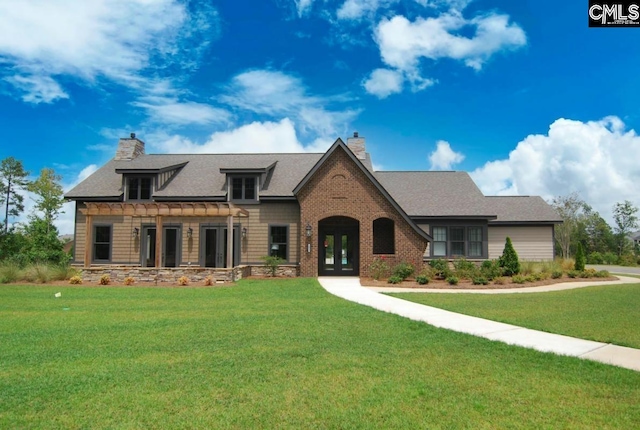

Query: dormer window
230;176;257;202
127;176;153;200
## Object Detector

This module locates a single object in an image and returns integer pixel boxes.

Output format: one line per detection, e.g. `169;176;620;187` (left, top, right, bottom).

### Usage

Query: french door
318;220;359;276
200;226;239;268
141;226;180;267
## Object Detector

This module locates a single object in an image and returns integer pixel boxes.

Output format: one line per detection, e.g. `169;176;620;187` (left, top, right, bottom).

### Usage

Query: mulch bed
360;276;619;290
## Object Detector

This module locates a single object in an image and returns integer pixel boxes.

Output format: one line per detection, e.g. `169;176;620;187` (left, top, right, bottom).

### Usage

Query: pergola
79;202;249;269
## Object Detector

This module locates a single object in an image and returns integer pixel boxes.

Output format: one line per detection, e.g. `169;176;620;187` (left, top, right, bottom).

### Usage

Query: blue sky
1;0;640;234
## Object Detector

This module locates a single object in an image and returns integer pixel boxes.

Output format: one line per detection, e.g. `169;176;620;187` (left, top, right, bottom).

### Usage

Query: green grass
390;283;640;349
2;279;640;428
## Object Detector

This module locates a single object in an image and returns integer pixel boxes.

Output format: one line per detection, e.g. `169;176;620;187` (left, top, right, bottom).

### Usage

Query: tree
499;237;520;276
580;206;615;255
28;168;65;234
574;242;586;271
550;193;588;258
612;200;639;256
0;157;30;233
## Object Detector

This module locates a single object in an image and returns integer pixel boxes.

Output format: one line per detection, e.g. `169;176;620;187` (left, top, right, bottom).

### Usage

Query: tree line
551;192;639;265
0;156;68;265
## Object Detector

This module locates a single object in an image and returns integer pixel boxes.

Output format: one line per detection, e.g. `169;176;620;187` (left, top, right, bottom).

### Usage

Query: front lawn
390;283;640;349
2;279;640;428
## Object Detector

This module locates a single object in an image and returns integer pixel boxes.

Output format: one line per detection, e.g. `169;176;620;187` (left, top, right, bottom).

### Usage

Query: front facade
65;133;561;280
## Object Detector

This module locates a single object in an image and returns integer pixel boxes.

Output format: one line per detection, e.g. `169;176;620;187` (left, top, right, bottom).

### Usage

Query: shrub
69;275;82;284
480;260;502;280
587;251;604;264
557;258;576;272
123;276;135;285
498;237;520;276
472;276;489;285
551;270;563;279
567;270;580;278
512;275;526;284
369;258;390;280
387;275;403;284
0;261;21;283
453;258;478;279
51;264;77;281
524;275;536;283
261;255;285;277
429;259;451;279
177;276;189;286
24;264;51;284
595;270;610;278
493;276;508;285
619;253;637;267
446;276;459;285
99;274;111;285
574;243;586;271
603;252;618;265
392;262;415;280
580;268;597;278
519;261;536;276
415;275;429;285
204;276;213;286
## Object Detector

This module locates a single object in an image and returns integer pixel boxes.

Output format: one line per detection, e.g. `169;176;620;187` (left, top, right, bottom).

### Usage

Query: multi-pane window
127;177;152;200
93;225;111;262
269;225;288;261
431;226;485;258
432;227;447;257
231;177;257;201
468;227;483;257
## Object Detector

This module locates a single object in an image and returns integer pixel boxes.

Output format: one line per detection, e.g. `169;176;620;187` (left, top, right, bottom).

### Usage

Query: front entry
142;226;180;267
318;217;359;276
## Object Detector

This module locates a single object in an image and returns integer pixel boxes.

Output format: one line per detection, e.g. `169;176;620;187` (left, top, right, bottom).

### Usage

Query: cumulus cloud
295;0;315;16
149;118;332;155
470;116;640;222
429;140;465;170
337;0;390;20
362;68;405;98
0;0;220;125
221;69;360;138
132;97;231;126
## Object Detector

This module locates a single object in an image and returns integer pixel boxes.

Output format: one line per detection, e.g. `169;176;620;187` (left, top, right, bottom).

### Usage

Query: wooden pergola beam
80;202;249;217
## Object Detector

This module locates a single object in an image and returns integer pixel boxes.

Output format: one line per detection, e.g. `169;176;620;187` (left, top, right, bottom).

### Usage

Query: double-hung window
431;226;485;258
432;227;447;257
93;225;112;262
127;177;152;200
269;225;288;261
468;227;483;257
230;177;257;202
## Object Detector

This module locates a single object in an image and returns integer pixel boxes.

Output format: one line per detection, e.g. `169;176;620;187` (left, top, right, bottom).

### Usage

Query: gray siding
488;226;554;260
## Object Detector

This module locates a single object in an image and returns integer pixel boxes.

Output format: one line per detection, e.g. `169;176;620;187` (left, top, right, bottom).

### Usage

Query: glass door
319;226;358;276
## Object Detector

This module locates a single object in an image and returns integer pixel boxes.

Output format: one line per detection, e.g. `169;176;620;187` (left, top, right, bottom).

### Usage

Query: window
468;227;483;257
373;218;395;254
433;227;447;256
269;225;288;261
431;226;485;258
230;177;257;202
127;177;152;200
93;225;111;262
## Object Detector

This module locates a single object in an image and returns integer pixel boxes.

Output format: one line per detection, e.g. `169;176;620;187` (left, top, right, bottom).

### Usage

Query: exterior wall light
242;227;247;238
305;223;312;237
187;227;193;239
132;227;139;238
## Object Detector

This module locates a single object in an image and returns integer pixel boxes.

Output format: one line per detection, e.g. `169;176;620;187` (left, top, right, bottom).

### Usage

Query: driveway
587;264;640;275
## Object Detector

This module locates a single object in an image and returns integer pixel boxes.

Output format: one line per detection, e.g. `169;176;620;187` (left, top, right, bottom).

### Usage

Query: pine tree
498;237;520;276
0;157;30;233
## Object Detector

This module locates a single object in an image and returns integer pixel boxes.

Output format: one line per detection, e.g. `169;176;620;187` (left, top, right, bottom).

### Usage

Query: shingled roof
484;196;563;224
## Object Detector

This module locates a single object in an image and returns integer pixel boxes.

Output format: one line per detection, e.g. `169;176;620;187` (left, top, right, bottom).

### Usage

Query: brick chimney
115;133;145;160
346;131;366;160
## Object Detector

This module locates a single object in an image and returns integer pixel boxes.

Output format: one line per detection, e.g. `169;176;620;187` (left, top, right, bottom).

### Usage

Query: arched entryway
318;216;359;276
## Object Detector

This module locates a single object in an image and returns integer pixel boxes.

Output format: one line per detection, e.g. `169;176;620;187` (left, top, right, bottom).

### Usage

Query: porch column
155;215;163;268
84;214;93;268
226;214;233;268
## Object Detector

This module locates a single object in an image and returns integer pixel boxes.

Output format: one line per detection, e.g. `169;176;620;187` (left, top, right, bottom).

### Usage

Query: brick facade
297;146;429;277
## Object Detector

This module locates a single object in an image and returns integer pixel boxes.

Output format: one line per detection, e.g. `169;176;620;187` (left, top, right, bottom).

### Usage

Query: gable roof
484;196;563;224
293;139;432;241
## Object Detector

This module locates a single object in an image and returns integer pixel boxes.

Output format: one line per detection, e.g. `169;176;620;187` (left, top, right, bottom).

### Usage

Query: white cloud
132;97;231;126
471;116;640;223
0;0;219;124
429;140;465;170
376;12;526;72
362;68;404;98
221;69;360;139
150;118;331;154
337;0;388;20
3;75;69;104
295;0;315;16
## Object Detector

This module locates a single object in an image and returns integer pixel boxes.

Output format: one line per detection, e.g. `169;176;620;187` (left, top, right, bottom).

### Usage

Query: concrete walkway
318;276;640;372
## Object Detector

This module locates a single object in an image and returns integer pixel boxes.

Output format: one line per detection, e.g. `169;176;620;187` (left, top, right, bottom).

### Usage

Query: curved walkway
318;276;640;372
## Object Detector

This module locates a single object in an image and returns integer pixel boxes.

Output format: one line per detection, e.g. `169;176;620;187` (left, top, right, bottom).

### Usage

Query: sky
1;0;640;235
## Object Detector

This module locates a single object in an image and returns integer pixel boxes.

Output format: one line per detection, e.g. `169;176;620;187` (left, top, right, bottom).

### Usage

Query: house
65;133;562;282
